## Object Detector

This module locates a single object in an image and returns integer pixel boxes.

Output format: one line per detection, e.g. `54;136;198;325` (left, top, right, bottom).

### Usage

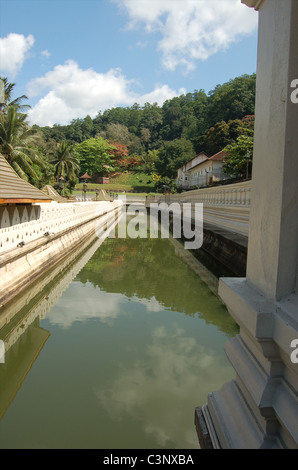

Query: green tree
192;89;209;136
100;122;132;146
161;97;183;141
155;138;195;178
74;137;116;178
127;103;142;133
223;130;254;178
101;106;130;128
0;76;30;113
51;140;80;182
207;74;256;125
203;121;231;156
0;105;45;183
66;119;84;142
82;115;94;140
139;102;163;145
139;149;159;174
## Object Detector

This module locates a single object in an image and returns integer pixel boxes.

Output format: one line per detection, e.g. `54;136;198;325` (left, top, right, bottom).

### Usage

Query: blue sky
0;0;258;126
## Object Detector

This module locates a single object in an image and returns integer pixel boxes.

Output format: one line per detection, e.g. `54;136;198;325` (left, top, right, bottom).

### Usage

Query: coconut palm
51;140;80;182
0;77;30;113
0;105;44;181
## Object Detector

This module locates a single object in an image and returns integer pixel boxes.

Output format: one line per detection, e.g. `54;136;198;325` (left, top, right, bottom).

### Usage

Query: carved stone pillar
196;0;298;449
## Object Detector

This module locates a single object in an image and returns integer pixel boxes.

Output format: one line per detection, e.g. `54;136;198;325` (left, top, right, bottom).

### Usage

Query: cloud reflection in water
95;323;232;448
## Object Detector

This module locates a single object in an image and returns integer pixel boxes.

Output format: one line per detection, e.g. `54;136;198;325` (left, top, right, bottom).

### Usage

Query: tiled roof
80;172;91;179
208;150;229;161
0;154;52;203
42;185;68;203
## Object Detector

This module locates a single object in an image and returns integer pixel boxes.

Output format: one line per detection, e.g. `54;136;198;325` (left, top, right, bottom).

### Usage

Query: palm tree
0;77;30;113
0;105;44;181
51;140;80;182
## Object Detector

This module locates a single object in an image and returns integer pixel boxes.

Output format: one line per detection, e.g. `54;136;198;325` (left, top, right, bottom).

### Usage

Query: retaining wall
0;200;122;306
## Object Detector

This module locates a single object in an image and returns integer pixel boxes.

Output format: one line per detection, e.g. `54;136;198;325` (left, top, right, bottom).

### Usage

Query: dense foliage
0;73;256;193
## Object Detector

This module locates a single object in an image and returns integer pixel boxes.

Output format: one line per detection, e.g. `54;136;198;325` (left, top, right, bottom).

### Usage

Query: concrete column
196;0;298;449
246;0;298;301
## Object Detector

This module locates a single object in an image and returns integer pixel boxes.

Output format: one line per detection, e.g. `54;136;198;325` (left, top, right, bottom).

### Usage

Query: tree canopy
0;73;256;192
74;137;116;177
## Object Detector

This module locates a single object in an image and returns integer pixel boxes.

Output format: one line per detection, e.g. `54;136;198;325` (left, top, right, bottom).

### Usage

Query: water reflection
76;233;238;336
0;217;238;449
96;323;234;448
0;231;112;422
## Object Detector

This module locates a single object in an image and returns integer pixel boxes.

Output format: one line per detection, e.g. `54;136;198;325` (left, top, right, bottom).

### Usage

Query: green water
0;221;238;449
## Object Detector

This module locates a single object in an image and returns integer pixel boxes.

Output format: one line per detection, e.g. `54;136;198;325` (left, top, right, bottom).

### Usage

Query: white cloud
26;60;183;126
113;0;258;72
41;49;51;58
96;324;234;447
46;284;125;328
0;33;35;78
136;40;148;48
137;84;186;106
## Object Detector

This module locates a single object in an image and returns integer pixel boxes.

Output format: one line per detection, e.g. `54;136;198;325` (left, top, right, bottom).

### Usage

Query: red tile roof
80;172;91;179
209;150;229;161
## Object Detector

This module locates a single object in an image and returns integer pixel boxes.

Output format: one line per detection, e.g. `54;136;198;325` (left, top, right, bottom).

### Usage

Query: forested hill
33;73;256;173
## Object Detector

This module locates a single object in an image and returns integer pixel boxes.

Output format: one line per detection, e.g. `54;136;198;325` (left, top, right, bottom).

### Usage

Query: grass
75;171;156;194
73;190;156;197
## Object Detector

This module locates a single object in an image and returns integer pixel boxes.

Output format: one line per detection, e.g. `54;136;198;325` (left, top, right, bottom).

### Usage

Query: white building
176;150;230;189
176;151;208;189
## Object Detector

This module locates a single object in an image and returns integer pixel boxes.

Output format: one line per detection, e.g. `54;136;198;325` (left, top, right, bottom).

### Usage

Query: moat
0;217;238;449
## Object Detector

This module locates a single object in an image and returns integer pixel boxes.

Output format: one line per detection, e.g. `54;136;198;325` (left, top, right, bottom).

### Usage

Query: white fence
0;200;122;255
147;181;251;206
146;181;251;238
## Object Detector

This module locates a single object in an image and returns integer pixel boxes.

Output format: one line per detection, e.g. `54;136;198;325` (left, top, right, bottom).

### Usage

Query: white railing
146;181;251;237
0;200;122;255
147;181;251;207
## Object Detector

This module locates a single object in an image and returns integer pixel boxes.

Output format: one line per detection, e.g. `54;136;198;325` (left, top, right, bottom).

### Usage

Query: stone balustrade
0;200;121;255
146;181;251;238
146;180;251;206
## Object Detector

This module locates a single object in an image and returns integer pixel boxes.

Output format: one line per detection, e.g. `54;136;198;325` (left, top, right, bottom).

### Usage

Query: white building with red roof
176;150;230;189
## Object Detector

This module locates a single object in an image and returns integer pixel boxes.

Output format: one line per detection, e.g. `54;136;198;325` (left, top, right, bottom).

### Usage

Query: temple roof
80;172;91;179
42;185;68;203
0;154;52;204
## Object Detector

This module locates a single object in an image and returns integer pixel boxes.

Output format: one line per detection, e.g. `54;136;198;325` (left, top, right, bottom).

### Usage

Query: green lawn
75;172;156;194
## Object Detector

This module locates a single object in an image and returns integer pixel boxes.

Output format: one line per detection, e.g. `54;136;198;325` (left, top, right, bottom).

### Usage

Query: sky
0;0;259;127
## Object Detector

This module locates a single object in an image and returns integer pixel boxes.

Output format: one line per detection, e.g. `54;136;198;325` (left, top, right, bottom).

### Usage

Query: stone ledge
0;204;118;265
216;277;298;448
219;278;298;360
0;207;120;307
207;380;283;448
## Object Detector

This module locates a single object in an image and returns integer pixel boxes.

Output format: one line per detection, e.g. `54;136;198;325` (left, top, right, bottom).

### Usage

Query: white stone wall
0;201;121;255
0;200;123;306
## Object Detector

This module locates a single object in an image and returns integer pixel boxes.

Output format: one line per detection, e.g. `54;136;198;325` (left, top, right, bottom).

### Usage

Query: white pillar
246;0;298;301
197;0;298;449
